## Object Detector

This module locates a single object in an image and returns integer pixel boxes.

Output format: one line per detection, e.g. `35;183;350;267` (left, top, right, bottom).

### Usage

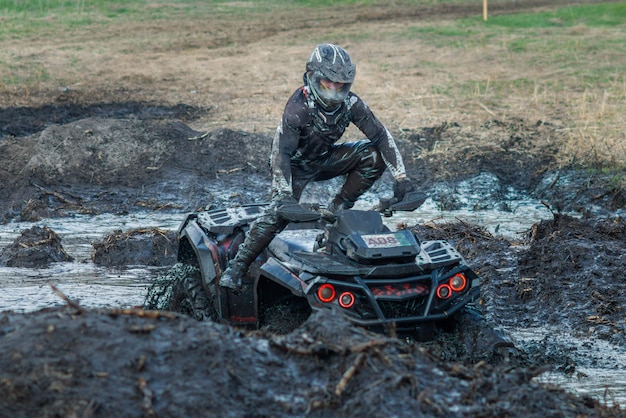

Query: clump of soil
0;225;73;268
92;227;178;267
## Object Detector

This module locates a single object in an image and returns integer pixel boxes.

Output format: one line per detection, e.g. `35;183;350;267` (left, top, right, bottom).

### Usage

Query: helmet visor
310;70;351;106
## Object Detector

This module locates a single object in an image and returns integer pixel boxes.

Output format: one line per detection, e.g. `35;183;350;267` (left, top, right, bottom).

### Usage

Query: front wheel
183;263;218;321
144;263;216;321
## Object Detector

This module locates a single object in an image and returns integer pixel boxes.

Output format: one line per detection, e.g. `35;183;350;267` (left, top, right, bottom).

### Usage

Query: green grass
397;3;626;86
5;0;619;39
482;3;626;28
0;0;378;18
0;0;332;39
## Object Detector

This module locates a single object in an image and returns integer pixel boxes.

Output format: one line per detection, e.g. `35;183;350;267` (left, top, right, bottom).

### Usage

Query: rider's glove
393;177;415;202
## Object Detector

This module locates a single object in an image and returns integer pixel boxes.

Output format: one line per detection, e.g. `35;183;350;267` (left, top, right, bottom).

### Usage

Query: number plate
361;232;410;248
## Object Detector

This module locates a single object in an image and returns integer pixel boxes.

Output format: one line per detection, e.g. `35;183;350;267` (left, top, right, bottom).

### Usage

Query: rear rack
197;205;266;234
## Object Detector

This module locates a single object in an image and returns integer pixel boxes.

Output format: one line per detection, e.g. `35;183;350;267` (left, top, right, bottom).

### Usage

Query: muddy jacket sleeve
349;95;407;179
269;90;308;198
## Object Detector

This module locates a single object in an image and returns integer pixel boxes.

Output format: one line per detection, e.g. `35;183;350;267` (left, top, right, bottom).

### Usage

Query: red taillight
436;284;452;299
317;284;336;303
338;292;355;308
449;273;467;292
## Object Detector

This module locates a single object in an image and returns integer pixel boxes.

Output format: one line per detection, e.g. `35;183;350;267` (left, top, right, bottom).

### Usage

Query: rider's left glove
393;177;415;202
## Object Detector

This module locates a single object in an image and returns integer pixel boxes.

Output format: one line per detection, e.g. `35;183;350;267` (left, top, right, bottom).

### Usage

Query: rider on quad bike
219;43;418;290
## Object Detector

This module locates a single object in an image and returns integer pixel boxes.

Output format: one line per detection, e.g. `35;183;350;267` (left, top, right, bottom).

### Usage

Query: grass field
1;0;625;167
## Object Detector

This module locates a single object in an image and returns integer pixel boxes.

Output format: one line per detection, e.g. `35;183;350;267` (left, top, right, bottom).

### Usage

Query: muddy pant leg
233;209;287;266
219;204;287;289
313;141;386;210
334;150;385;208
291;177;312;202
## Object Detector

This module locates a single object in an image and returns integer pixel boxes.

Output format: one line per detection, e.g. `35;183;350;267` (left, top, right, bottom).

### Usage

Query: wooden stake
483;0;488;21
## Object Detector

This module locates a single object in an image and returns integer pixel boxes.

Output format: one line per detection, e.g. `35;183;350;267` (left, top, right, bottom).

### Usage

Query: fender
259;257;306;297
179;219;218;285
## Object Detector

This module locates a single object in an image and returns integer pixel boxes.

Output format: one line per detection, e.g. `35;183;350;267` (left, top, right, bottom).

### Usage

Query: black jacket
270;86;406;196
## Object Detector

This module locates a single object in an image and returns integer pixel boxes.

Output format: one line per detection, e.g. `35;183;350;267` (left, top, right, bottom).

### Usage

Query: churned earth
1;0;625;416
1;103;624;418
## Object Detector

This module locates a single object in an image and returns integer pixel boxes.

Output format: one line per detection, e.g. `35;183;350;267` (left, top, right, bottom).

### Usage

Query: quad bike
176;192;480;340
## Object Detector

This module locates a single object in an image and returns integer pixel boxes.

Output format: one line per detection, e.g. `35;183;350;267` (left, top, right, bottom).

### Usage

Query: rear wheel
144;262;217;321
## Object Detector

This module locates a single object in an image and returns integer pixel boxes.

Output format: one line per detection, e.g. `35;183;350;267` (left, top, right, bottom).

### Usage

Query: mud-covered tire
144;263;217;321
182;264;218;321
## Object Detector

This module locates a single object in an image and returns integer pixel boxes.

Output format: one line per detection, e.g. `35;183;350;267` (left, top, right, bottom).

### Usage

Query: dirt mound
0;306;618;418
0;226;73;268
402;119;559;194
516;215;626;341
91;228;178;267
3;114;622;224
0;117;272;222
410;214;626;349
0;101;205;139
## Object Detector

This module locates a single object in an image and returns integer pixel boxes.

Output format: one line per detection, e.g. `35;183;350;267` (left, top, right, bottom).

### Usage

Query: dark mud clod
0;225;74;268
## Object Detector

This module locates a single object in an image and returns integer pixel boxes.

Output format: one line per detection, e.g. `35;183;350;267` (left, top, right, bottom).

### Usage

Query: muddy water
511;328;626;407
0;178;623;406
0;200;547;312
0;212;181;312
0;176;548;311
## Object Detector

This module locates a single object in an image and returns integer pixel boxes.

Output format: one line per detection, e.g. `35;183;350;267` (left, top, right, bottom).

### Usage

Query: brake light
436;284;452;299
317;284;336;303
449;273;467;292
338;292;355;308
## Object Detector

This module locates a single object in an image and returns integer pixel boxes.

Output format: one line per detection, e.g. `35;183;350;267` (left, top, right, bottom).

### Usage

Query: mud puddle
512;328;626;407
0;180;554;312
0;264;153;312
0;212;181;312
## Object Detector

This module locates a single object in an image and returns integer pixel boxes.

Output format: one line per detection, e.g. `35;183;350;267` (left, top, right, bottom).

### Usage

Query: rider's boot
219;217;281;290
219;258;249;290
218;238;261;290
322;196;350;218
327;196;351;213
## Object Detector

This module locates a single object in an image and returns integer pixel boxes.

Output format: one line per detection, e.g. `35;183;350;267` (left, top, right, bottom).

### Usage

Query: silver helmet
305;44;356;109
